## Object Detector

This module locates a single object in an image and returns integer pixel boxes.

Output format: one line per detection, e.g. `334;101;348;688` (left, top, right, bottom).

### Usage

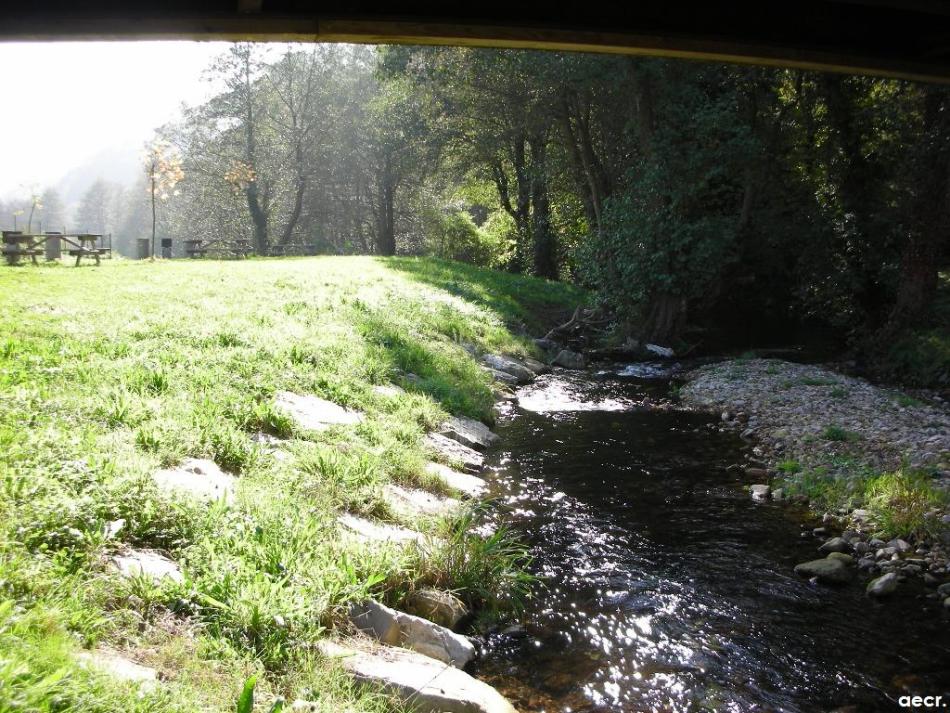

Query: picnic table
183;238;252;259
3;231;111;266
266;243;320;257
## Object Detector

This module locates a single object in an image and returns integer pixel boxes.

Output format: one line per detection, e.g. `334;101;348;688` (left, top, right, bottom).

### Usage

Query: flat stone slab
77;649;158;692
350;599;475;667
339;514;426;545
319;639;518;713
153;458;236;502
439;416;499;451
110;550;184;584
404;589;468;630
275;391;363;432
384;484;461;519
425;434;484;474
373;384;405;397
425;462;487;498
481;355;535;384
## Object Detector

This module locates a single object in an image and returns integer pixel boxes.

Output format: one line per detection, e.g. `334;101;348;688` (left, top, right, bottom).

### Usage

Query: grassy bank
0;256;584;712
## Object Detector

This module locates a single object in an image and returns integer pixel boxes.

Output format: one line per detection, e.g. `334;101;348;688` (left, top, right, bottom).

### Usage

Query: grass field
0;256;585;712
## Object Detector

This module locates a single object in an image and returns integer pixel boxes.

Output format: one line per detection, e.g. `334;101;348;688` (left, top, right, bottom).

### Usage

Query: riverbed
473;368;950;712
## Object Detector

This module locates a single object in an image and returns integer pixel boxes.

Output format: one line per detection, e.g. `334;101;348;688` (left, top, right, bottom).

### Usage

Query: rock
793;558;853;584
812;527;827;536
866;572;900;596
887;538;912;554
771;488;784;502
76;649;158;692
552;349;586;370
110;550;183;584
857;557;877;571
936;582;950;598
533;338;558;351
350;600;475;668
425;434;484;474
923;573;940;587
826;552;854;565
945;597;950;610
745;467;769;478
851;509;872;523
645;343;675;358
424;462;487;498
275;391;363;431
869;538;886;548
384;485;460;519
483;366;518;385
153;458;236;503
520;356;550;375
749;484;770;501
481;355;535;384
319;639;517;713
339;514;426;546
103;519;125;539
901;564;922;576
404;590;468;630
853;541;870;556
818;537;850;554
373;384;405;397
439;416;499;451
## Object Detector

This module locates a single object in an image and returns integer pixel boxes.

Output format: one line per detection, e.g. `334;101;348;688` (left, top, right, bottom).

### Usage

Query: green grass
821;424;861;442
0;256;582;711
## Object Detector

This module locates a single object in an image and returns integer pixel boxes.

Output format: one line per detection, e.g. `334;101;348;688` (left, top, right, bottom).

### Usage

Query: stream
473;367;950;712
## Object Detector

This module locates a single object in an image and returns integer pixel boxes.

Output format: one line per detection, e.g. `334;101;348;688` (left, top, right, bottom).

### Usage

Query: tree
143;140;184;259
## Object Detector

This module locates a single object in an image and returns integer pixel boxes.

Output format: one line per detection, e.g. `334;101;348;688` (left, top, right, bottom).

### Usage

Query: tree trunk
643;292;686;345
528;135;557;279
375;152;396;256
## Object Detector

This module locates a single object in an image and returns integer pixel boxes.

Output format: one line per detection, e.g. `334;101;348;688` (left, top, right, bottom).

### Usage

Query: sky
0;41;235;197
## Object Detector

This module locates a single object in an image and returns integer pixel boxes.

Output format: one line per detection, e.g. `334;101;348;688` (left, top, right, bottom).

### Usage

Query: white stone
153;458;235;503
275;391;363;432
384;484;460;519
349;600;475;667
338;514;426;545
318;639;518;713
425;462;487;498
425;434;484;474
77;649;158;691
750;484;771;501
110;550;184;584
645;343;675;358
439;416;499;451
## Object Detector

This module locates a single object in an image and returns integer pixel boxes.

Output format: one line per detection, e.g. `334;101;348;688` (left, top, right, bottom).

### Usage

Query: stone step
153;458;236;502
439;416;499;451
338;514;427;545
318;639;518;713
384;484;461;519
275;391;363;432
110;549;184;584
425;462;487;498
349;599;475;667
425;434;484;474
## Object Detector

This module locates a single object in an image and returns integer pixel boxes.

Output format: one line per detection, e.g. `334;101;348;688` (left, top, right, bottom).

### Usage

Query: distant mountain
56;142;142;205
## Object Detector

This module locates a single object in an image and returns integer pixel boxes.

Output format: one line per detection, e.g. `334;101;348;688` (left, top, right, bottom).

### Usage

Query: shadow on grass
380;256;587;335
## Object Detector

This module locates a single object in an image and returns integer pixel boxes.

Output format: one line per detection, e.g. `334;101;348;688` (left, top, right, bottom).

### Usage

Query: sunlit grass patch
863;468;950;540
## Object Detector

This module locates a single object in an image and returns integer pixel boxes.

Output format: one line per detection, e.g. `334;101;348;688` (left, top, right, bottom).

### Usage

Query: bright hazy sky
0;41;236;197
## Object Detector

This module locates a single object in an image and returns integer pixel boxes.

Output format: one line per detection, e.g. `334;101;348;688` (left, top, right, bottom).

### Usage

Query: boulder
425;434;484;474
76;649;158;692
404;589;469;630
552;349;585;370
818;537;851;554
793;558;853;584
481;355;535;384
520;356;550;375
749;484;770;501
482;366;518;385
439;416;499;451
384;485;460;519
826;552;854;565
866;572;900;597
110;549;183;584
424;462;487;498
318;639;517;713
275;391;363;431
153;458;235;503
349;600;475;667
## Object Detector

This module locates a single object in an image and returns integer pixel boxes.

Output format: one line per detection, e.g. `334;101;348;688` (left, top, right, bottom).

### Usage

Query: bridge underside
1;2;949;82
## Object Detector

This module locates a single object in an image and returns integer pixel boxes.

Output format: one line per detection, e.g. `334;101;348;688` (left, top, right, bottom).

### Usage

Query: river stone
349;600;475;667
853;541;870;556
76;649;159;692
275;390;363;431
483;366;518;385
794;558;853;584
425;434;484;473
936;582;950;598
771;488;784;501
110;550;183;584
384;484;460;519
439;416;499;451
153;458;236;503
749;484;770;501
945;596;950;610
339;514;426;545
886;538;912;554
826;552;854;565
520;356;550;375
552;349;585;370
818;537;850;554
481;355;535;384
404;589;468;630
424;462;487;498
866;572;900;596
318;639;517;713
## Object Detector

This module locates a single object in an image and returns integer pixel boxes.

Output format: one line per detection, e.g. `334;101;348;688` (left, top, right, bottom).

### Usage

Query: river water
473;368;950;712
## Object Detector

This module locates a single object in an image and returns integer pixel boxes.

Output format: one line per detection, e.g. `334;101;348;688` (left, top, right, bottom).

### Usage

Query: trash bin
44;232;62;261
136;238;150;260
161;238;172;259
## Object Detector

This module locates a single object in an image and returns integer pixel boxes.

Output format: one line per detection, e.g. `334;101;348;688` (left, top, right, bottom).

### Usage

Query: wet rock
318;639;517;713
439;416;499;451
857;557;877;571
275;391;363;431
923;573;940;587
853;541;870;556
869;538;886;549
936;582;950;598
483;366;518;385
481;355;535;384
521;356;550;375
338;514;426;546
867;572;900;597
818;537;850;554
749;484;770;501
424;462;487;498
645;343;674;358
425;434;484;474
404;589;468;631
794;558;853;584
76;649;158;692
944;597;950;610
110;550;183;584
383;484;460;519
552;349;586;370
153;458;236;503
350;600;475;667
887;538;912;554
826;552;854;565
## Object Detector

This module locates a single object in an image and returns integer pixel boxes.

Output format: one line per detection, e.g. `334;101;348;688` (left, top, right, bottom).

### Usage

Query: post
136;238;150;260
44;232;62;261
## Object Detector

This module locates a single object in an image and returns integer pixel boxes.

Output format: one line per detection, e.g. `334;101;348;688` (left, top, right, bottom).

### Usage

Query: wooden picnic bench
3;232;111;266
64;234;110;266
3;231;43;265
184;238;252;259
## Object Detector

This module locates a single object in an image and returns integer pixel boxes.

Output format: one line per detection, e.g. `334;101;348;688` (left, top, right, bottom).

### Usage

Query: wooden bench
67;247;110;266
